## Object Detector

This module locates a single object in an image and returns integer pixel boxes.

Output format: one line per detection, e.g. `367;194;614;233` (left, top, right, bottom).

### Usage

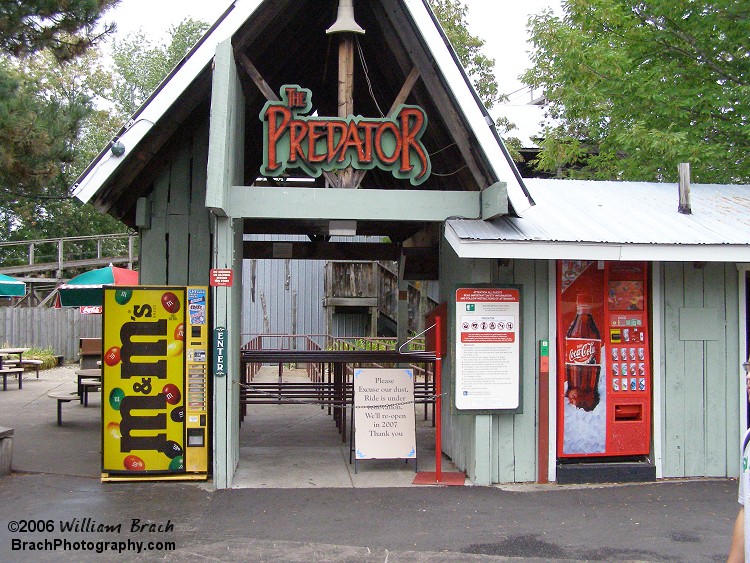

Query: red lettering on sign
261;86;431;186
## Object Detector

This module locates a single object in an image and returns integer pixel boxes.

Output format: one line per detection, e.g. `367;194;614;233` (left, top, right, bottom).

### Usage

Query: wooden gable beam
352;66;421;188
380;0;493;191
237;52;279;102
235;50;340;189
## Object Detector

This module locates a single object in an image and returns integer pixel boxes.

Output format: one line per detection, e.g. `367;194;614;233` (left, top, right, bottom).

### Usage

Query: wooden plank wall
439;243;548;483
140;118;212;286
660;262;740;478
491;259;549;483
0;307;101;361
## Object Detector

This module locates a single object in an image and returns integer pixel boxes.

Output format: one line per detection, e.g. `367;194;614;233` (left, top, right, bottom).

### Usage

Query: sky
107;0;561;141
108;0;559;96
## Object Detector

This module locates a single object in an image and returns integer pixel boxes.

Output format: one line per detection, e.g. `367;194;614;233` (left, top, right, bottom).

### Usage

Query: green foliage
110;19;208;118
0;16;207;244
0;0;121;242
0;47;125;242
0;343;57;369
429;0;522;160
428;0;500;109
522;0;750;182
24;346;58;369
0;0;119;61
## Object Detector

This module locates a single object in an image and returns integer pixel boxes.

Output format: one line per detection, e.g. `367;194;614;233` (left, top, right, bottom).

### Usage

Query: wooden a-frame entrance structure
74;0;531;487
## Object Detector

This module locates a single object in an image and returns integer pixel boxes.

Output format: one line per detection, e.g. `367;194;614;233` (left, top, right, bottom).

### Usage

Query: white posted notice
353;368;416;460
455;288;520;410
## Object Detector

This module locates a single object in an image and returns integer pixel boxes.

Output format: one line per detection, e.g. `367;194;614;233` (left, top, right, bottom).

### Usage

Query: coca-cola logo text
566;339;600;364
80;306;103;315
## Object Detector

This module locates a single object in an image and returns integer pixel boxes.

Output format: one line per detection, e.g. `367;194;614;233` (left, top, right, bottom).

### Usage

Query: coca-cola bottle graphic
564;293;601;411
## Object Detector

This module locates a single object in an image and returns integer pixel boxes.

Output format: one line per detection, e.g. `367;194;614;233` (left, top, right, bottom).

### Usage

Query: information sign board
455;287;520;410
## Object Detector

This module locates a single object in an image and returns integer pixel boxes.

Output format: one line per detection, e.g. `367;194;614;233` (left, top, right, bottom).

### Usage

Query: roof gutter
445;223;750;263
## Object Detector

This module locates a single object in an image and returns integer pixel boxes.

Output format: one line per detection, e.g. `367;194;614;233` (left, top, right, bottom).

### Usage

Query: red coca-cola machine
556;260;651;458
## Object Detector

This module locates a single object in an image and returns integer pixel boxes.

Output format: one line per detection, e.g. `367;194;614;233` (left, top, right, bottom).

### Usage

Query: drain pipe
678;163;692;215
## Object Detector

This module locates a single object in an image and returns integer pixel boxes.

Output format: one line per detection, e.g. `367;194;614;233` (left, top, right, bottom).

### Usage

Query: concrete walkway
0;364;741;561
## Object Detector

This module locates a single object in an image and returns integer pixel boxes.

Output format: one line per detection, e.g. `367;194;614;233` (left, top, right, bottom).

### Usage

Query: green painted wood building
75;0;750;487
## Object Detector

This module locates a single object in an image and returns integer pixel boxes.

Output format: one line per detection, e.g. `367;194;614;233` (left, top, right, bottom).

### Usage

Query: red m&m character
162;383;181;405
161;292;180;314
104;346;121;367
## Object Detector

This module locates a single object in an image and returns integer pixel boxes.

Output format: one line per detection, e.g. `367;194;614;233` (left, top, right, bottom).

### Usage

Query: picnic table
0;348;43;378
0;348;29;391
50;368;103;424
0;348;30;366
75;368;102;407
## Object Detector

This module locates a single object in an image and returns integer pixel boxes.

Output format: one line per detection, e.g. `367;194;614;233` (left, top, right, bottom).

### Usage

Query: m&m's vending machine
101;286;209;480
557;261;652;459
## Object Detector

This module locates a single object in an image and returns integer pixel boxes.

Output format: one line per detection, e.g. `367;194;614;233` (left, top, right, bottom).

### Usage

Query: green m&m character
114;289;133;305
109;387;125;410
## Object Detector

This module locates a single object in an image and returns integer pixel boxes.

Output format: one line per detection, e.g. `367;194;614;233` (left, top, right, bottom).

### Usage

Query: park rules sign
455;287;521;410
353;369;416;460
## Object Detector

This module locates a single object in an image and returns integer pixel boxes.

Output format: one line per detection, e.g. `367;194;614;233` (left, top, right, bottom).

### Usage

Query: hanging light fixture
326;0;365;35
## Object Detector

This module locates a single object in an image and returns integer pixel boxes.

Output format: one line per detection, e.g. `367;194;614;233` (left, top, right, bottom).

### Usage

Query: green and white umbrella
0;273;25;297
56;265;139;307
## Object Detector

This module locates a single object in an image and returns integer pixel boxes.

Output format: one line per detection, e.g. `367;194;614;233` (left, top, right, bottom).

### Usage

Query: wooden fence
0;307;101;361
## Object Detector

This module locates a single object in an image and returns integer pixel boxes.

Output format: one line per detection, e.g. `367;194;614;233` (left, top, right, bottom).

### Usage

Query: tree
0;18;208;246
0;47;125;245
110;18;209;118
0;0;119;244
0;0;119;61
522;0;750;183
429;0;521;159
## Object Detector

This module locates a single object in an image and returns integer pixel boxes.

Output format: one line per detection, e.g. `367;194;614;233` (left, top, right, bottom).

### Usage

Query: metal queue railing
238;334;436;439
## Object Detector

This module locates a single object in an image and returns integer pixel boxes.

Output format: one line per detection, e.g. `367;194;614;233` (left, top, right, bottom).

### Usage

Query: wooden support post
337;35;355;188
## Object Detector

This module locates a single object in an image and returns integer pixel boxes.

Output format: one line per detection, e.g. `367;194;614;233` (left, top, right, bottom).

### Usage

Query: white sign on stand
455;287;520;410
353;368;416;460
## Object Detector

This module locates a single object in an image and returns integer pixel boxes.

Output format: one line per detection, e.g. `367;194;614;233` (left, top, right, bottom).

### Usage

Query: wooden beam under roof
379;0;493;191
230;185;481;222
353;66;421;188
235;51;342;190
243;241;401;261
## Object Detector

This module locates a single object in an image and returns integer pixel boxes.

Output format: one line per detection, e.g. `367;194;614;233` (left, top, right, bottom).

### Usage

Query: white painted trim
75;0;264;203
445;227;750;263
547;260;558;482
651;263;664;478
402;0;531;213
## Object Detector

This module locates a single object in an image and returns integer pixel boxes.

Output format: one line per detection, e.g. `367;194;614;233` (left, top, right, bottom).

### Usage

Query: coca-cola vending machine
557;261;651;458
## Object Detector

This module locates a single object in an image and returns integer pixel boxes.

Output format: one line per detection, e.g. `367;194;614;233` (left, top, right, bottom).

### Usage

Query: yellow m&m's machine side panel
184;287;209;474
101;286;209;480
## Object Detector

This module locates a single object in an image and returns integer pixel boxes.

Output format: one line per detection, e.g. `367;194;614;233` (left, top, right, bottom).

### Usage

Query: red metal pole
435;315;442;483
537;339;550;483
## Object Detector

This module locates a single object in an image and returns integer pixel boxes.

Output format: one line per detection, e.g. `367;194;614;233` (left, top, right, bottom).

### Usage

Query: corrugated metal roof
446;179;750;262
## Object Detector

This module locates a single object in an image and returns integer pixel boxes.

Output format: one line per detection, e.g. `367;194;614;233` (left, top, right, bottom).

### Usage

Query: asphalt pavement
0;365;741;561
